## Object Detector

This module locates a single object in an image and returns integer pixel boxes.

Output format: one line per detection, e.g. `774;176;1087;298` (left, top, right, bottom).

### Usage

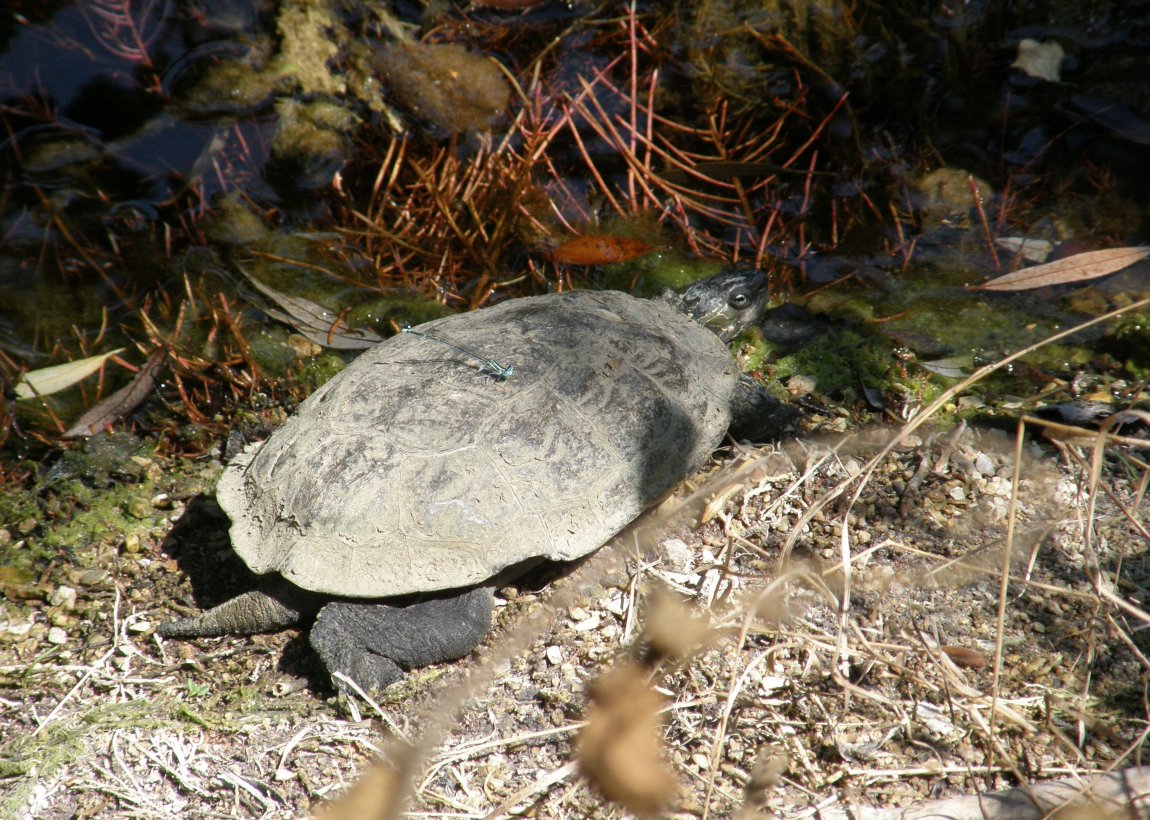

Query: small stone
949;485;966;501
50;612;75;628
786;374;816;397
568;606;588;621
546;645;563;666
974;453;995;476
128;619;152;633
4;621;33;637
49;585;77;609
75;568;109;586
123;534;141;554
602;590;629;617
658;538;693;570
151;493;172;509
691;753;712;770
573;613;601;632
46;627;67;645
288;334;323;358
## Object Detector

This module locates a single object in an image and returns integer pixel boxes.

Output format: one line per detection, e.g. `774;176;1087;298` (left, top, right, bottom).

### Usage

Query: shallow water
2;0;1148;444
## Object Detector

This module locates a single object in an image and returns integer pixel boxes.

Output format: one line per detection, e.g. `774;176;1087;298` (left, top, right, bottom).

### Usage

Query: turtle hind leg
158;578;321;637
309;586;494;694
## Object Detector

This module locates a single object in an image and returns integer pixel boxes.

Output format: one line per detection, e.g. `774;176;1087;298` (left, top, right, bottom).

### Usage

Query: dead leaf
15;348;126;399
64;348;167;438
243;273;384;350
547;236;654;266
976;246;1150;291
941;645;989;670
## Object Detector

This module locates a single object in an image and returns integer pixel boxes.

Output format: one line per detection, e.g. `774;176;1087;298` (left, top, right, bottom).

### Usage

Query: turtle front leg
309;586;495;693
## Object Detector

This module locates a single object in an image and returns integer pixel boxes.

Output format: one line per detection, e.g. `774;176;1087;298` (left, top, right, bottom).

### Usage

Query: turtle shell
217;289;739;598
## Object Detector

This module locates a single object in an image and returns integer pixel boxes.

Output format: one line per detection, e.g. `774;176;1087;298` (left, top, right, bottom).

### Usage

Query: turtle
159;269;780;693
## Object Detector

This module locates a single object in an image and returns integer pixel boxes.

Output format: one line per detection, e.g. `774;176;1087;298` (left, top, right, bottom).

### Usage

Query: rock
49;585;77;609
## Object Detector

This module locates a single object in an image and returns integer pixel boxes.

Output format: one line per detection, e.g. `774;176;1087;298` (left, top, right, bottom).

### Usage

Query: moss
599;251;726;297
774;326;894;398
247;327;301;379
0;470;41;531
0;434;163;566
19;131;102;177
202;193;274;248
295;352;348;392
0;699;178;817
36;479;162;558
344;296;455;334
909;168;995;226
167;40;287;119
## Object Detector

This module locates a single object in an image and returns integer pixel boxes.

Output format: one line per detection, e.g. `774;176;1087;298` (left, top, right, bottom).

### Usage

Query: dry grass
2;387;1147;816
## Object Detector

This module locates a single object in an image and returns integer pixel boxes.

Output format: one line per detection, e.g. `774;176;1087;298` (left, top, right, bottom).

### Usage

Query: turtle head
660;268;768;342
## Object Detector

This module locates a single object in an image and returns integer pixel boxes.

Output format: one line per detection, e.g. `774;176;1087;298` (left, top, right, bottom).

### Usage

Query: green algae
344;295;455;334
599;249;727;297
293;351;347;392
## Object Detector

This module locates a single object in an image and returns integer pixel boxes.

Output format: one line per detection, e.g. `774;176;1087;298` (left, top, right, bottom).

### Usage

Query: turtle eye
729;289;750;309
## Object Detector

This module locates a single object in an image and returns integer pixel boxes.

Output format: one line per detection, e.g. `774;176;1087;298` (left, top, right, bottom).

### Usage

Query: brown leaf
64;348;167;438
976;246;1150;291
941;645;989;670
547;235;654;266
577;663;678;818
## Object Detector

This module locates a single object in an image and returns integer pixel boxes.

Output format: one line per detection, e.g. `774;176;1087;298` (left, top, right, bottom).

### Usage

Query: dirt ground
2;419;1148;818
